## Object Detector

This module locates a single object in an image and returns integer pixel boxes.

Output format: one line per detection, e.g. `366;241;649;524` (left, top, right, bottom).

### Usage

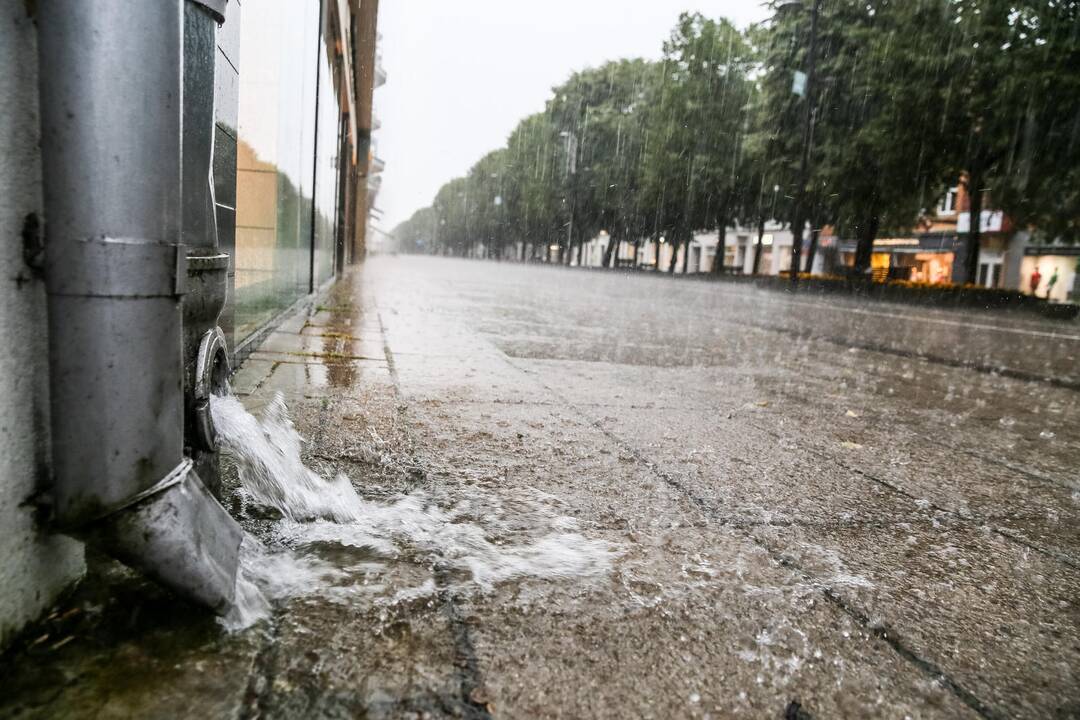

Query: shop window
939;186;958;215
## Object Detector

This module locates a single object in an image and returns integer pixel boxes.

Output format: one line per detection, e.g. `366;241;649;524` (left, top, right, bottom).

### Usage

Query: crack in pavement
762;362;1080;496
239;610;284;720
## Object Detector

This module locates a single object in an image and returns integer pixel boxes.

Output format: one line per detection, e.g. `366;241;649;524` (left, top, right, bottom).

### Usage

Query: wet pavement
3;255;1079;719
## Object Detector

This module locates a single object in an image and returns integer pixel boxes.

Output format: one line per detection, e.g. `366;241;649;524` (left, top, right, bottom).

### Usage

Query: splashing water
210;392;618;629
211;393;368;522
220;535;344;631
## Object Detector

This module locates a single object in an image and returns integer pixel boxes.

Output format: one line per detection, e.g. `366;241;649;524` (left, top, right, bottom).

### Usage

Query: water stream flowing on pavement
210;392;617;631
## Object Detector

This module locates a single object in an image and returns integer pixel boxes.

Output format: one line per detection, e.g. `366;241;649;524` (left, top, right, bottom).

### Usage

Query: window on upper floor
939;186;959;215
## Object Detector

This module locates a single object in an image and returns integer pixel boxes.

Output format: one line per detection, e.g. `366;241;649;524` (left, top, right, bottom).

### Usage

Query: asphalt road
4;255;1078;719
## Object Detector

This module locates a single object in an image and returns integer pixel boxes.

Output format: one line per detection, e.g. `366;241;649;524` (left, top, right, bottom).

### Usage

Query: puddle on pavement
210;392;618;630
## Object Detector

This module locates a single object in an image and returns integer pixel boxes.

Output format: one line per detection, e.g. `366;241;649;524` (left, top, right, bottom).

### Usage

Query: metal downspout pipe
37;0;242;612
182;0;232;498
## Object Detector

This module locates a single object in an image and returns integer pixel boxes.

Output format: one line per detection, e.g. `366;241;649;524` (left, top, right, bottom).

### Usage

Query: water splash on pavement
210;392;618;629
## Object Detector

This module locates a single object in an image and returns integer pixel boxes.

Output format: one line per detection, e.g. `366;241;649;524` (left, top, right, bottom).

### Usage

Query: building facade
0;3;85;650
834;180;1076;299
232;0;383;350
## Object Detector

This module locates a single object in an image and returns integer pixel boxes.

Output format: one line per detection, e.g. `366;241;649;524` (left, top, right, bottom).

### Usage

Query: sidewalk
3;256;1078;719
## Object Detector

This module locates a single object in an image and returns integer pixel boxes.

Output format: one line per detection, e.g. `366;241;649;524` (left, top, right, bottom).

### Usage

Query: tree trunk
789;211;804;285
601;234;618;268
752;216;765;275
853;215;879;275
963;170;983;285
668;235;680;274
575;236;584;267
712;218;727;275
681;234;691;274
804;218;821;275
711;197;729;274
632;237;641;268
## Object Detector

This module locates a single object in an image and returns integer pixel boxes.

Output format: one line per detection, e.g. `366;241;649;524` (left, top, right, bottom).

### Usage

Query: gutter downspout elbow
37;0;242;613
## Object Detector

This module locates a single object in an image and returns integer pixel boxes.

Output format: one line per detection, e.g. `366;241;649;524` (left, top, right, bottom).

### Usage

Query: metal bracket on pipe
47;237;188;298
108;459;193;516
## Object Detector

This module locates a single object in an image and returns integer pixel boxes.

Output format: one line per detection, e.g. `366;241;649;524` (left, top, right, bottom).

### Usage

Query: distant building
577;220;827;276
831;178;1076;299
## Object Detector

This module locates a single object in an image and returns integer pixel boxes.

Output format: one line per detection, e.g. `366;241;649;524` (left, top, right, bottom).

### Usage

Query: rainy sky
376;0;770;230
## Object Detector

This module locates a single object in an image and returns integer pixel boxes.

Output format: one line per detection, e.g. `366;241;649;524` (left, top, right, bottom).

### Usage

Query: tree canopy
393;2;1080;279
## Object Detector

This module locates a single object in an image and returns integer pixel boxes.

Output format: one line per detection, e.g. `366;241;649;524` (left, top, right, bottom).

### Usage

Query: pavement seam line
497;353;1001;720
376;310;493;720
764;363;1080;496
748;420;1080;572
590;405;1002;720
239;611;284;720
721;314;1079;392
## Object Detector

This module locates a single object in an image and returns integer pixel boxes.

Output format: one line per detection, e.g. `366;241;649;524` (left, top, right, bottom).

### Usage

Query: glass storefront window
312;3;343;290
234;0;320;343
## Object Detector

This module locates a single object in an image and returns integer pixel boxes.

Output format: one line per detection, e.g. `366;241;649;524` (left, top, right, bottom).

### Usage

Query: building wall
215;0;242;346
575;223;812;276
0;4;85;650
231;0;374;345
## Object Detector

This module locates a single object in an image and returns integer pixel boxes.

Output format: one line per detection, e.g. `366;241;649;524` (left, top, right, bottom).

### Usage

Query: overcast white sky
374;1;770;230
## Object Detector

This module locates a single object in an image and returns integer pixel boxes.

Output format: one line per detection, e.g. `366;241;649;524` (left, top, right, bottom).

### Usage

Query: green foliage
391;1;1080;270
940;0;1080;244
641;14;756;248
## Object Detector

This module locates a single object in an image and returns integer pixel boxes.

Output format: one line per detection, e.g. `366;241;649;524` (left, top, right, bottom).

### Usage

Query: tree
629;15;754;275
940;0;1080;277
648;16;751;276
755;0;959;277
390;206;437;254
546;60;658;267
504;112;563;261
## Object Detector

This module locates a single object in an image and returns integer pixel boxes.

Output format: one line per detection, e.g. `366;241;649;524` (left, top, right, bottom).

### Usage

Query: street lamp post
780;0;822;287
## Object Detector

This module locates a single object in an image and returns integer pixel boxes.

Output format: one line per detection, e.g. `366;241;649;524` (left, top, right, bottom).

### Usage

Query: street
4;255;1079;719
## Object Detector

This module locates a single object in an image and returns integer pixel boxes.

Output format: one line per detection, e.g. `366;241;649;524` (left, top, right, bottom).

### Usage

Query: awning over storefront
838;233;963;255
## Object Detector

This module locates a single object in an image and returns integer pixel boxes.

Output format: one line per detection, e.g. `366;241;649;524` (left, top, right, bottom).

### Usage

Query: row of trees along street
392;0;1080;283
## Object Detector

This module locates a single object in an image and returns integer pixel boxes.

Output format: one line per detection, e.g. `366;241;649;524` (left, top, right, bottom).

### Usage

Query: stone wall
0;3;85;650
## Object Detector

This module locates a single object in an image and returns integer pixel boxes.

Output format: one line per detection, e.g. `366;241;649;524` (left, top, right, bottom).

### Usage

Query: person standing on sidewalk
1030;266;1042;296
